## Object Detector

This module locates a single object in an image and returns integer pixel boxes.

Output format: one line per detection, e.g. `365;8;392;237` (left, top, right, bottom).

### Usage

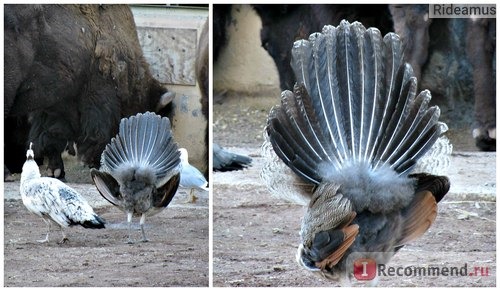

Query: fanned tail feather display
266;20;449;185
101;112;180;187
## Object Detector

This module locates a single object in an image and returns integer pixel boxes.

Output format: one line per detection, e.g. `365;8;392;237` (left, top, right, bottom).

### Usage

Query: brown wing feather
90;169;121;206
153;173;180;208
316;224;359;269
396;173;450;246
398;190;437;246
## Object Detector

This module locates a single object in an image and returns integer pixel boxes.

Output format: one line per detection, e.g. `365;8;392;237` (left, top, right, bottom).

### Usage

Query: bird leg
37;218;51;243
140;213;149;242
126;212;134;244
186;188;198;203
58;227;69;244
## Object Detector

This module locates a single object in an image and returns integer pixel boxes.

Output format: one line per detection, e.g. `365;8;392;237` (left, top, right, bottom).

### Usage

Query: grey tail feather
102;112;180;183
266;20;447;184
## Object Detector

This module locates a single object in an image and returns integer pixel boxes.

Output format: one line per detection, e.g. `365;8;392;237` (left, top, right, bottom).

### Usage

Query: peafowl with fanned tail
261;20;452;282
90;112;181;244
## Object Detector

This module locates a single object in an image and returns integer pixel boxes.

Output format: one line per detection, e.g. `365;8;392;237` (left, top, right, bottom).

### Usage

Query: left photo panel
3;4;209;287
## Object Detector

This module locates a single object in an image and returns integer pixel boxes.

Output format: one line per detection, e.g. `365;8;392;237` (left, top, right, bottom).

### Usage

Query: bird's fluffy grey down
319;160;414;213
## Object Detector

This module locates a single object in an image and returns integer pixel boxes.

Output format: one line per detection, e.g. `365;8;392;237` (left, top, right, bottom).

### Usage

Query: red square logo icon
353;258;377;281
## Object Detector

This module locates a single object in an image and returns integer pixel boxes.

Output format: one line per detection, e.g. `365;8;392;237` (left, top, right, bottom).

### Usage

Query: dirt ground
212;95;496;287
2;94;496;287
3;181;209;287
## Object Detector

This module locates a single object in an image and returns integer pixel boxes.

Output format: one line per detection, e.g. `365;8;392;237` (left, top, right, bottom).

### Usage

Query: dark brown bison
391;8;495;151
389;4;432;82
196;19;209;178
4;4;174;180
252;4;394;91
466;18;496;151
213;4;233;64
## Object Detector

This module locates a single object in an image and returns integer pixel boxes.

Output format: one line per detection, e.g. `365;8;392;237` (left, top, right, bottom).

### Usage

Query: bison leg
31;137;67;181
46;148;66;181
389;4;431;81
197;20;209;179
466;18;496;151
4;165;15;182
29;111;73;181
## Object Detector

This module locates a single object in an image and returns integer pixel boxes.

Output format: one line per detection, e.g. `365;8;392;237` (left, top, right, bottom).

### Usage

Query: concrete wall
214;4;280;96
131;5;208;173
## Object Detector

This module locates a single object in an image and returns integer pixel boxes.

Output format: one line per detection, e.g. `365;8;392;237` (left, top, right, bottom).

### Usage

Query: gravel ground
3;178;209;287
212;94;496;287
3;93;496;287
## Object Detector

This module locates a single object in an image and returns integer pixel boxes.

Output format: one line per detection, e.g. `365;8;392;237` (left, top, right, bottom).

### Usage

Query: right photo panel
212;4;496;287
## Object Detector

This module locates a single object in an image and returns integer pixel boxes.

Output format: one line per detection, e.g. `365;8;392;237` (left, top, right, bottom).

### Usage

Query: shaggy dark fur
252;4;393;91
196;20;209;178
4;4;173;179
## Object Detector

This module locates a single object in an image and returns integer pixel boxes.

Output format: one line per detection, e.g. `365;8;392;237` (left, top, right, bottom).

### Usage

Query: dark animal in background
389;4;431;82
196;19;209;178
90;112;181;243
262;21;450;282
20;143;105;244
213;143;252;172
4;116;39;181
4;4;175;181
249;4;495;151
466;18;496;151
252;4;393;91
389;6;496;151
213;4;233;63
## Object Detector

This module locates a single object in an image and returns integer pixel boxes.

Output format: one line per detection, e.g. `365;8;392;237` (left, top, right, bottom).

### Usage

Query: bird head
297;183;359;277
26;142;35;160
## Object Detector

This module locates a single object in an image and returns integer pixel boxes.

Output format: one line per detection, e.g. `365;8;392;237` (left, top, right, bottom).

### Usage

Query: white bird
179;148;208;203
20;143;105;243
